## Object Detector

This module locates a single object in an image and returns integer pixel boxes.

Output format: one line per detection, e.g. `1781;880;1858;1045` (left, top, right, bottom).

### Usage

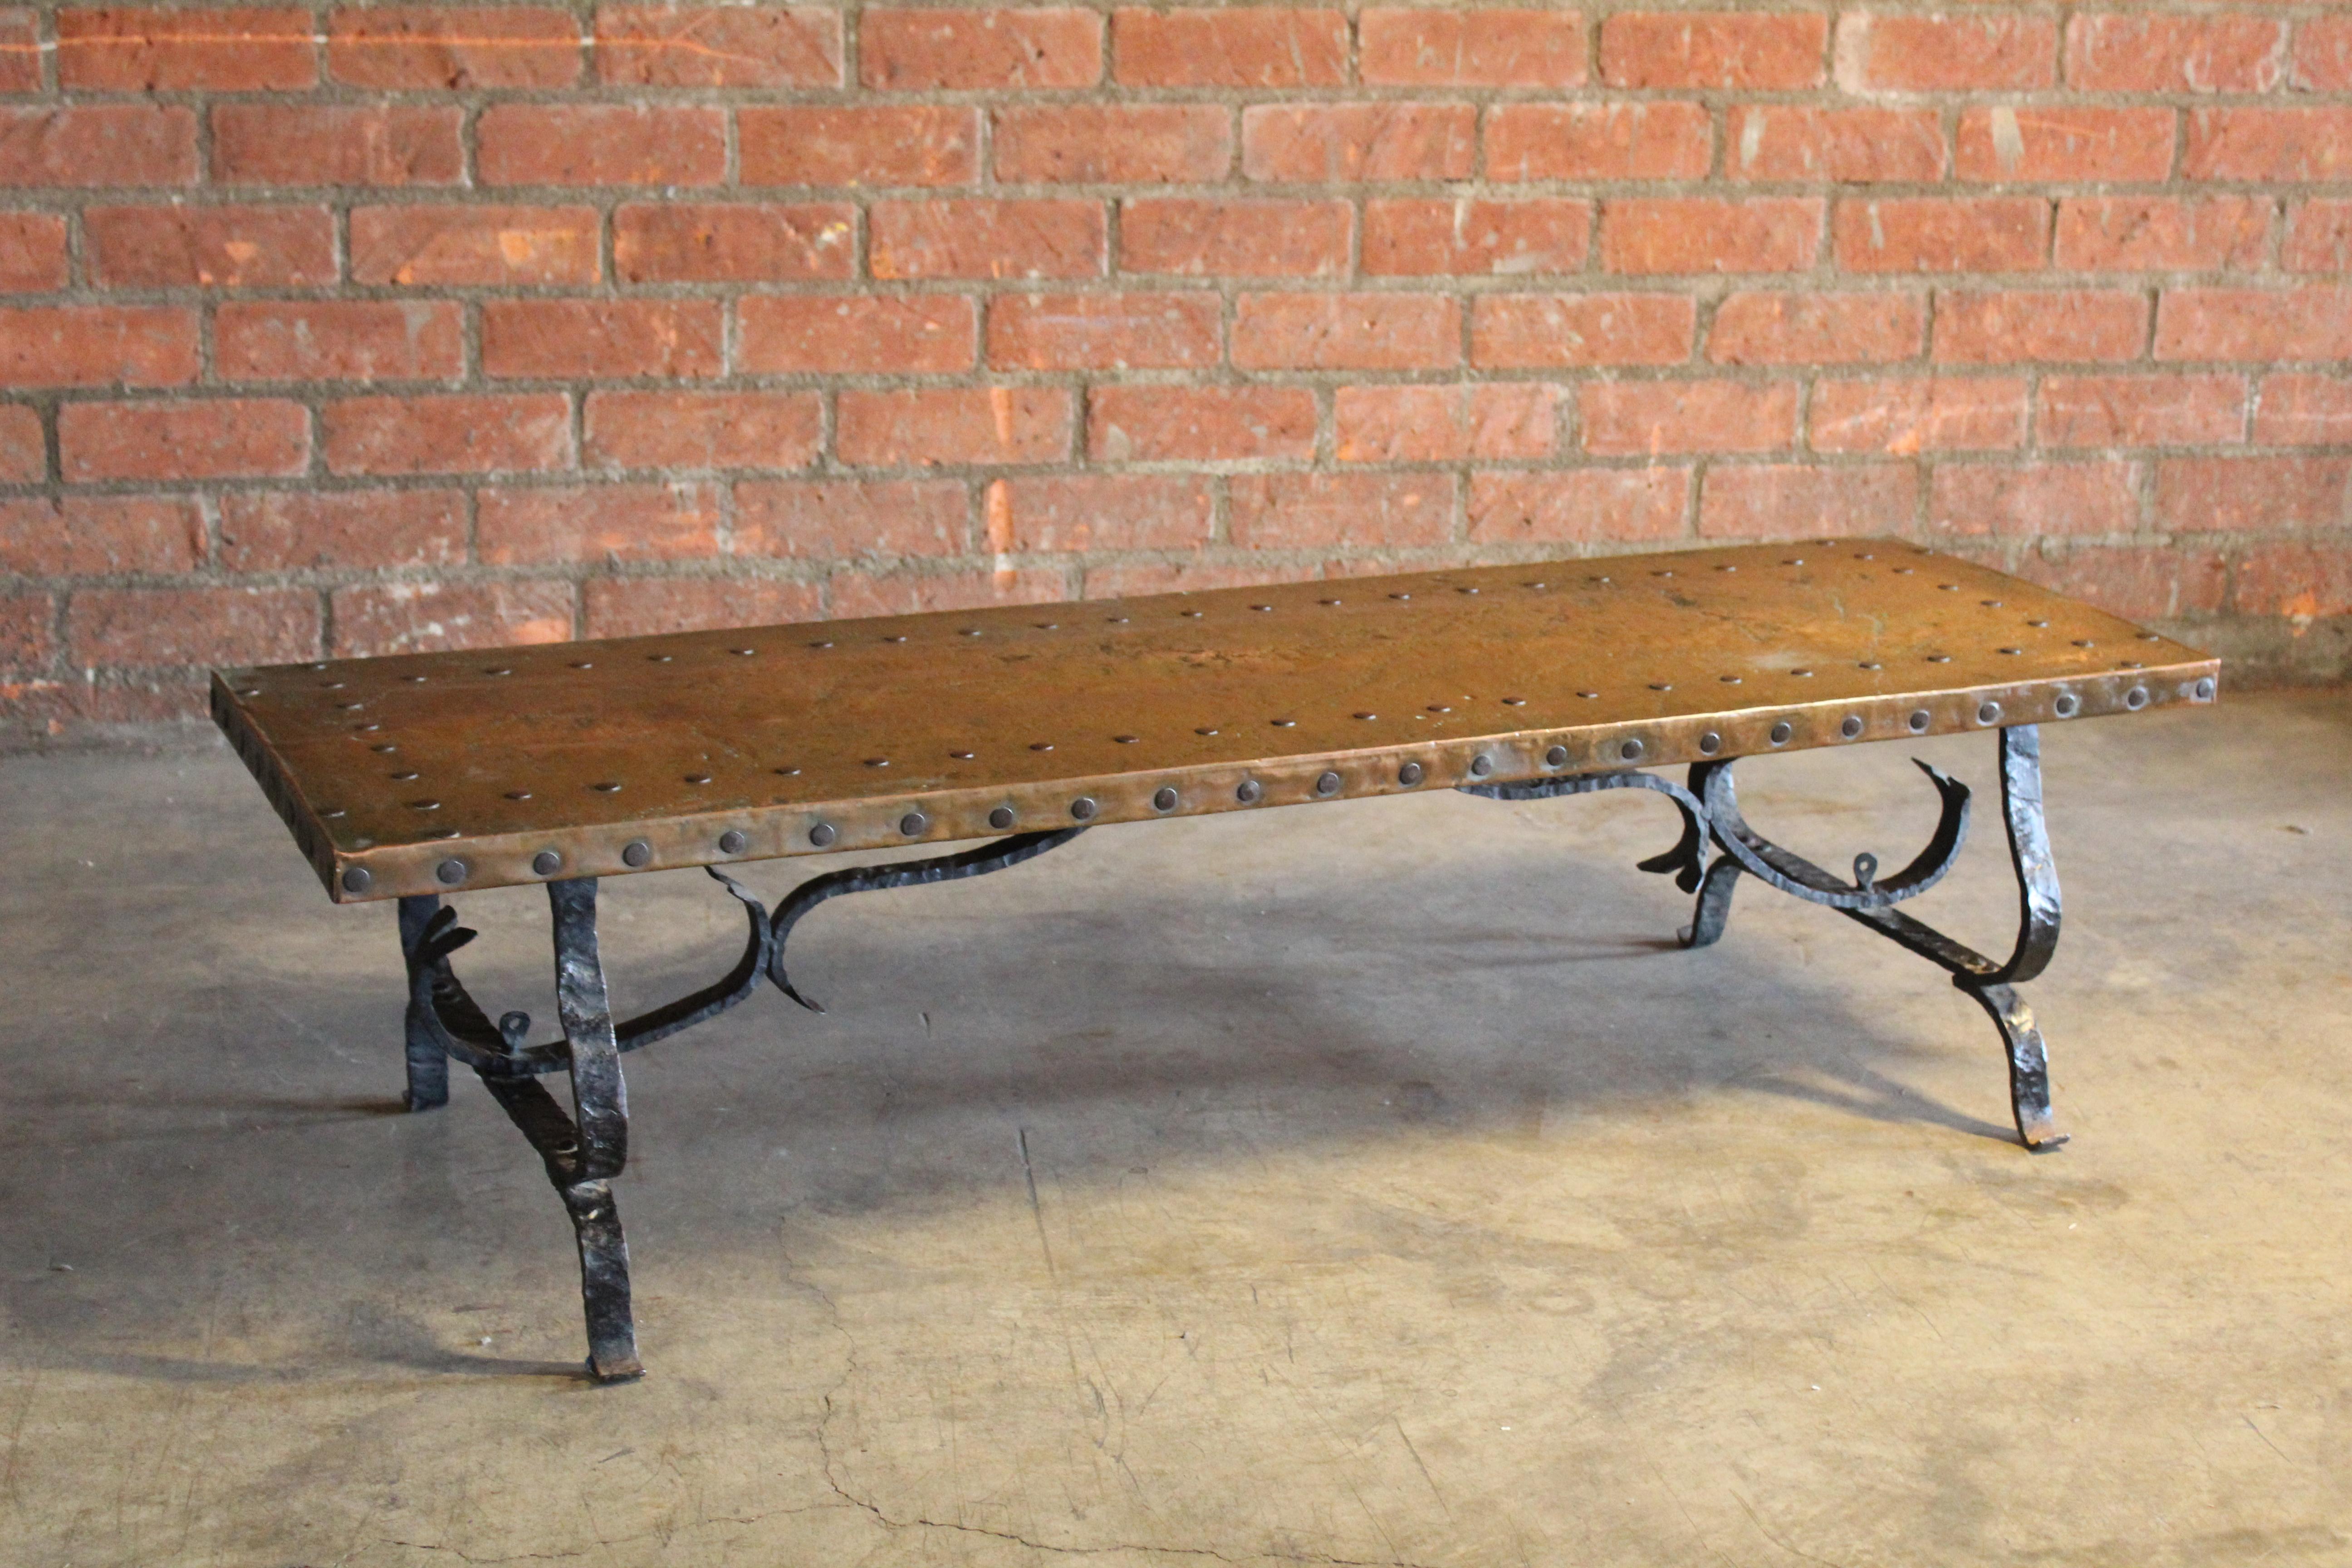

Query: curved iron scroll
1459;770;1713;892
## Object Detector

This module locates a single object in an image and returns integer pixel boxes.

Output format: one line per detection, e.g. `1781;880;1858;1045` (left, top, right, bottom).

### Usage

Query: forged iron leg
1965;983;2061;1149
397;894;451;1111
1680;858;1743;950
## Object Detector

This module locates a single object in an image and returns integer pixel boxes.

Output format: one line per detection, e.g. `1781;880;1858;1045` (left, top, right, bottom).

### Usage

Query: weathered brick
328;5;580;88
1708;292;1925;365
2236;542;2352;621
862;7;1100;89
829;568;1066;619
71;586;318;668
1836;199;2047;274
2185;110;2352;183
1243;104;1476;184
2296;18;2352;93
1336;384;1555;462
741;107;976;189
1929;462;2138;537
0;593;51;673
352;205;600;287
1701;463;1917;539
0;306;196;386
0;404;42;482
331;580;572;657
0;10;36;93
871;200;1104;280
737;294;976;374
84;205;334;289
0;213;66;292
219;489;466;571
585;391;822;472
597;5;840;87
2068;14;2284;94
212;106;461;187
478;483;721;565
613;203;853;283
477;105;726;187
481;300;724;380
2155;288;2352;364
61;398;310;481
986;292;1219;370
1363;199;1591;277
1602;12;1827;89
1360;8;1586;88
837;387;1073;467
583;577;821;639
1472;293;1694;368
1582;380;1797;456
1935;290;2146;364
1113;7;1346;88
1835;13;2053;92
997;106;1230;185
1485;103;1711;182
1121;198;1350;278
1809;377;2026;454
1602;198;1822;274
2006;544;2226;622
989;475;1213;553
323;394;571;476
1727;107;1944;184
0;495;205;575
2156;456;2350;535
2038;375;2246;449
734;479;967;558
1466;467;1688;544
1229;473;1453;550
216;300;465;382
60;6;314;89
1955;108;2176;184
0;106;198;188
1232;293;1461;371
2056;198;2270;273
1087;385;1315;461
2253;375;2352;447
2283;202;2352;274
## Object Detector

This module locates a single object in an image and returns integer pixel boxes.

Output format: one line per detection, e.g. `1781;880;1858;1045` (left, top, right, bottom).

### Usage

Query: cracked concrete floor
4;687;2350;1566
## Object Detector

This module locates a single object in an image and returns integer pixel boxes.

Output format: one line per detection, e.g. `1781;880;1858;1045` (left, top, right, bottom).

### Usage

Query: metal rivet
2053;694;2079;718
732;647;757;656
1196;726;1218;736
533;850;562;876
591;781;621;793
371;743;398;754
622;840;652;868
774;766;800;776
1769;723;1792;746
1619;739;1643;761
809;823;837;847
340;867;372;895
990;806;1016;829
647;653;671;662
1236;780;1262;804
436;858;466;886
1501;696;1525;706
431;827;461;840
1470;755;1493;777
1578;691;1599;699
389;769;418;781
900;812;927;836
1840;715;1863;739
810;639;833;648
1152;788;1178;812
570;661;593;669
410;799;441;811
1114;734;1139;744
1030;742;1054;752
506;789;533;801
2139;631;2163;642
1251;603;1273;612
1909;710;1931;732
1720;675;1742;684
1927;654;1952;664
2194;677;2215;701
1977;701;2002;725
2073;639;2096;649
1699;732;1721;755
1315;771;1342;796
2125;686;2149;710
485;666;512;676
865;758;889;768
235;686;260;698
1354;710;1377;720
684;773;711;785
1859;661;1882;671
1998;647;2022;656
1791;668;1814;678
1070;797;1098;821
321;807;345;818
1270;718;1295;728
1399;761;1424;786
719;830;747;855
1545;745;1568;767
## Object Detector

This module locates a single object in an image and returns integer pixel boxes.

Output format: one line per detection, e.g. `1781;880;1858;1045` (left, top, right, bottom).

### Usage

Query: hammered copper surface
212;539;2219;902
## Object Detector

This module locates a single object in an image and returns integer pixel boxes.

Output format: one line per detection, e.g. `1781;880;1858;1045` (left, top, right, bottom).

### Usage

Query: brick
1466;467;1687;544
0;495;205;575
1335;383;1556;462
1700;464;1917;539
597;5;839;87
328;5;579;87
733;479;967;558
614;203;852;283
1955;108;2175;184
216;300;465;382
2068;14;2284;94
1580;380;1796;456
1708;292;1924;365
1485;103;1711;182
737;295;975;374
2295;18;2352;93
2057;198;2270;274
2185;110;2352;183
1928;462;2137;537
585;391;821;472
352;205;599;287
2040;375;2245;450
2007;544;2226;622
2254;375;2352;447
0;10;34;93
829;568;1066;619
59;6;312;89
996;106;1230;186
1360;8;1586;88
1364;199;1589;277
323;394;570;476
2284;202;2352;274
331;580;572;658
1120;198;1349;278
60;398;309;481
1835;13;2053;92
1228;472;1452;550
1087;385;1315;461
2155;288;2352;364
0;404;41;482
871;200;1104;281
0;106;198;188
1243;104;1475;184
0;213;68;291
986;292;1219;370
2156;456;2350;535
0;594;51;673
740;109;971;192
1113;7;1345;87
837;387;1073;467
1727;107;1943;184
83;205;334;289
1936;290;2146;364
1809;377;2025;455
1232;293;1461;371
70;586;318;668
2237;542;2352;622
862;7;1099;88
477;105;725;187
219;489;465;571
1835;199;2046;274
1472;293;1693;368
988;475;1213;553
1601;12;1825;89
478;483;721;565
0;306;196;387
481;300;724;380
583;577;820;640
1602;198;1821;275
211;106;460;187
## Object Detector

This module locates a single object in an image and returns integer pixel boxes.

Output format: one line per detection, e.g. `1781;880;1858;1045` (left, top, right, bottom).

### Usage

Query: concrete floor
3;689;2349;1566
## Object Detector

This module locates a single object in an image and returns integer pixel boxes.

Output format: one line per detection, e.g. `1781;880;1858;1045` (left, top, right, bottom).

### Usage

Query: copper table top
212;538;2219;903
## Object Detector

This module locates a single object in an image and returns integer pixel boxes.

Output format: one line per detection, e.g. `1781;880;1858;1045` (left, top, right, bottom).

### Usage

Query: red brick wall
3;2;2349;735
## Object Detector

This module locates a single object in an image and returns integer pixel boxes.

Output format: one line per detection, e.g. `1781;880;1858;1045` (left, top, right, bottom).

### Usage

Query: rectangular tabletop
214;538;2219;902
